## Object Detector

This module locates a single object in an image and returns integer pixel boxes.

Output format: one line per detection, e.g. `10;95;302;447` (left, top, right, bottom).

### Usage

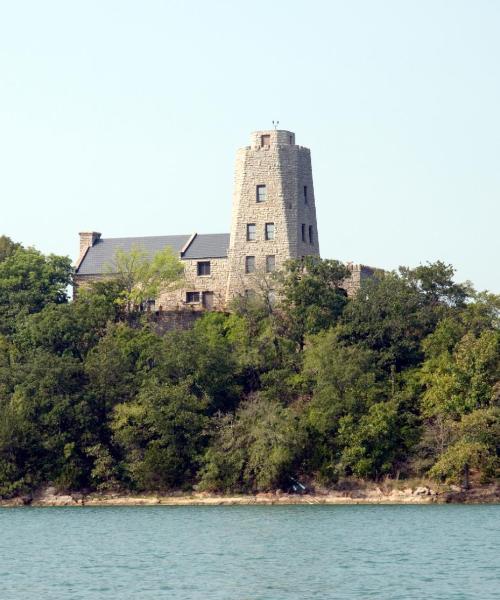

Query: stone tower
226;129;320;301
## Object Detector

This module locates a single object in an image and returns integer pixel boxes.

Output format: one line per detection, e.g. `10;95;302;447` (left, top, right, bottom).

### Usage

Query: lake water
0;505;498;599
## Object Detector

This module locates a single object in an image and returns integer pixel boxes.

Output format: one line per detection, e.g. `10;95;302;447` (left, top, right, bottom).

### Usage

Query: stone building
75;129;373;310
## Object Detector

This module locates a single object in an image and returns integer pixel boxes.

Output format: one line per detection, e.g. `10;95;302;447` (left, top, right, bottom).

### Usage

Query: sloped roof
183;233;230;259
76;233;230;275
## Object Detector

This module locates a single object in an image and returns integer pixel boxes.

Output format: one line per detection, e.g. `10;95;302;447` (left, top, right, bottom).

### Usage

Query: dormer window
261;134;270;147
256;185;267;203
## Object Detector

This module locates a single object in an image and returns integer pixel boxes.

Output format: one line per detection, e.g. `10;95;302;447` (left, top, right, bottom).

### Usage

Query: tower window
261;134;270;147
304;186;308;204
309;226;313;244
186;291;200;303
245;256;255;273
197;261;211;276
301;224;306;242
266;255;276;273
256;185;267;203
265;223;275;240
246;223;256;241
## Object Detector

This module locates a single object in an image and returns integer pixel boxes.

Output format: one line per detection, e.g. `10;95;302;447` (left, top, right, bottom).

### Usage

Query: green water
0;505;498;599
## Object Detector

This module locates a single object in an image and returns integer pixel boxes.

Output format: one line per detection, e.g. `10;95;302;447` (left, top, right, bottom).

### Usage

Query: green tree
200;396;304;492
14;280;123;359
0;350;90;496
428;408;499;486
419;320;500;485
112;380;207;490
0;247;72;336
302;329;388;480
85;322;163;424
153;313;244;412
109;245;184;312
0;236;21;263
336;400;405;479
338;263;472;373
277;257;350;349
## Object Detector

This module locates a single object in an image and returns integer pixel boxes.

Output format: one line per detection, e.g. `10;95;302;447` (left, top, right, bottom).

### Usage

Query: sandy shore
1;484;498;507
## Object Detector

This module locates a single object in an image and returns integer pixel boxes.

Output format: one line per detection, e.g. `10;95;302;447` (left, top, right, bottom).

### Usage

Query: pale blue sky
1;1;499;291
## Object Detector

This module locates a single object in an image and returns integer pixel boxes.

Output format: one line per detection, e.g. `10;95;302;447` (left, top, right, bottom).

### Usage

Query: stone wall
342;264;376;296
148;310;205;333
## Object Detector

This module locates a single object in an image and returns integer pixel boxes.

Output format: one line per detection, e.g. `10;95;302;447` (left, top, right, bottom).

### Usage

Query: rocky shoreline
1;483;498;507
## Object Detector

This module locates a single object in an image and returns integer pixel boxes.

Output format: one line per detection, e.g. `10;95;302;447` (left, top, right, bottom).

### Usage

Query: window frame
265;222;275;241
256;184;267;203
246;223;256;241
266;255;276;273
186;291;200;304
197;261;211;276
245;255;256;274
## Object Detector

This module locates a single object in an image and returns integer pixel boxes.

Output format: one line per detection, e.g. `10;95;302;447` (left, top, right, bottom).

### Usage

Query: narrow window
266;255;275;273
245;256;255;273
186;291;200;303
309;225;313;244
304;185;308;204
246;223;256;241
301;224;306;242
256;184;267;203
268;289;276;307
197;261;211;276
261;134;270;147
265;222;275;240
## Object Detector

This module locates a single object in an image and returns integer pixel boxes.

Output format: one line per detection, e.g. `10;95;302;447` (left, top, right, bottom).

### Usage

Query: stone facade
158;256;229;311
226;129;319;301
74;129;374;310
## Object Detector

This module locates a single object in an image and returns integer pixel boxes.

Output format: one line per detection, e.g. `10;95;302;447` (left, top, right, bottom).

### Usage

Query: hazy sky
1;1;499;291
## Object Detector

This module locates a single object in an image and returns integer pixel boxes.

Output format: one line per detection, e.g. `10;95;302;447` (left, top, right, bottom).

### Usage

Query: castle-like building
75;129;372;309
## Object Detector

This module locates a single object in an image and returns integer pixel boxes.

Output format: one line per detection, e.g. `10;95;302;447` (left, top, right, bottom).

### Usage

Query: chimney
79;231;101;259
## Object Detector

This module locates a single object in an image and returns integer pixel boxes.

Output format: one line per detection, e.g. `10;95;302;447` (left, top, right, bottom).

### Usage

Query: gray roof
76;233;229;275
183;233;230;259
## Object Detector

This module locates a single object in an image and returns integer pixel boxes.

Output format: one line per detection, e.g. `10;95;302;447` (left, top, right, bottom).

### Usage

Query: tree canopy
0;240;498;497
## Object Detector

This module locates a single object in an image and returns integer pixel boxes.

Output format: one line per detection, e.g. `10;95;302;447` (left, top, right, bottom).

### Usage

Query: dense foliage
0;237;498;497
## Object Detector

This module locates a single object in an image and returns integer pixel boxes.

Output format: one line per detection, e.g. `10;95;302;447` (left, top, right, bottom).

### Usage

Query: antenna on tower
272;120;279;130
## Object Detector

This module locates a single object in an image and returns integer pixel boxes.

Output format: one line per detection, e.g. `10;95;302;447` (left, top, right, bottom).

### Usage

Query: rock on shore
1;483;498;507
